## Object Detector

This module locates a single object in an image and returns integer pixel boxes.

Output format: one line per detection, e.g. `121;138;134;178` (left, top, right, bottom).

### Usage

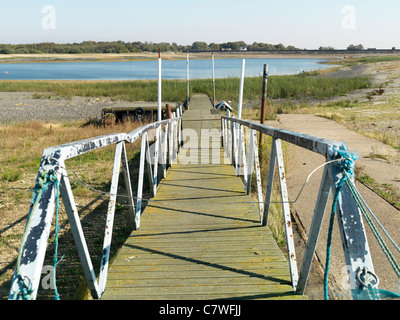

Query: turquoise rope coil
324;144;400;300
324;145;359;300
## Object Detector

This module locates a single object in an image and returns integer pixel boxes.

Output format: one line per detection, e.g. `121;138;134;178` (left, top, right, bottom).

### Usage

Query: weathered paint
9;116;182;300
222;116;331;156
223;116;376;297
275;138;298;290
99;141;123;295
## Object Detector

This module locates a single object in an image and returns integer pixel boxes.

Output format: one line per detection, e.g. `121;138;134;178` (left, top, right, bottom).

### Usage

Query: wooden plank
101;95;307;300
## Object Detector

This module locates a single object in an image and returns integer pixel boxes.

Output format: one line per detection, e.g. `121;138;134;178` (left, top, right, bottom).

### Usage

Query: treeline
0;41;380;55
0;41;301;54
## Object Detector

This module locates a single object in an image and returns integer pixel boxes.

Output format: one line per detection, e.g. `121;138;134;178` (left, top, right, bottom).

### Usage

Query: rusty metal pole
166;103;172;119
259;64;268;151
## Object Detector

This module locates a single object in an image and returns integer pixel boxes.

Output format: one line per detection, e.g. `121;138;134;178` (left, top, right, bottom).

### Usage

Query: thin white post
157;50;162;122
186;51;189;106
237;59;245;119
212;52;216;107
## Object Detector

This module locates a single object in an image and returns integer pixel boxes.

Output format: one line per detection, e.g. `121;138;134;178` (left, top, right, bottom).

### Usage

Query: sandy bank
0;51;343;64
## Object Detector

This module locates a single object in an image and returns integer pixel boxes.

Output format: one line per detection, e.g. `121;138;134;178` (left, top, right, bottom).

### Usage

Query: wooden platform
101;94;307;300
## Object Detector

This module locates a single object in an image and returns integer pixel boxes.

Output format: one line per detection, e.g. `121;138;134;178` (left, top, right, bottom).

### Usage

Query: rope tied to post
324;145;400;300
12;161;63;300
324;145;359;300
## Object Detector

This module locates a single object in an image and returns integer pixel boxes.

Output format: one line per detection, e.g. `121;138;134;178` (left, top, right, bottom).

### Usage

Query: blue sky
1;0;399;49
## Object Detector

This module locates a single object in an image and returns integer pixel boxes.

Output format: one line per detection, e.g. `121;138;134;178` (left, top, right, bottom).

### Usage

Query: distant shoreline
1;50;398;64
0;51;352;64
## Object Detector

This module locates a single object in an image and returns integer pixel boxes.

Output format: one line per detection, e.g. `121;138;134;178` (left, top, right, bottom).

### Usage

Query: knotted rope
324;145;359;300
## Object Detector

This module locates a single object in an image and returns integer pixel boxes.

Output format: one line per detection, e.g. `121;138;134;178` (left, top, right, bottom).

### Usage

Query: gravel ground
0;92;114;124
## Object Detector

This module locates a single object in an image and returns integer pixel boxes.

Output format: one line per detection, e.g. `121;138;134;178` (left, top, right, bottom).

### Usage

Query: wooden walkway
101;94;307;300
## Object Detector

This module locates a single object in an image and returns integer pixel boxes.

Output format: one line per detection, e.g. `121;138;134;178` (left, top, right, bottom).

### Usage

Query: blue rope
51;175;64;300
324;174;347;300
325;145;400;300
324;145;359;300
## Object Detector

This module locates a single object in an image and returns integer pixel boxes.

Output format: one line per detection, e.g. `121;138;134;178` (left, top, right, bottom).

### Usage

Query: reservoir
0;58;331;80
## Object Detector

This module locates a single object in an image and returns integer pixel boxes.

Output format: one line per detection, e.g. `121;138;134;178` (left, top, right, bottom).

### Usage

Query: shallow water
0;58;331;80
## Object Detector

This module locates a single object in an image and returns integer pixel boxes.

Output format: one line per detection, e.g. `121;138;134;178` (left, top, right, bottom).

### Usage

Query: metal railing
9;111;183;300
221;115;379;300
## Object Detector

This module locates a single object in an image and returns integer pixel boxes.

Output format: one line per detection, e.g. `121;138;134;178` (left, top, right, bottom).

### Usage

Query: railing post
240;125;248;189
58;163;101;299
99;141;124;294
227;118;232;162
221;117;225;149
297;165;331;295
328;149;376;300
9;157;61;300
152;126;160;196
246;129;255;195
231;121;235;166
145;133;154;195
135;132;147;229
121;141;135;225
262;137;277;226
246;129;264;220
251;130;264;221
169;119;174;166
274;138;298;291
163;123;168;177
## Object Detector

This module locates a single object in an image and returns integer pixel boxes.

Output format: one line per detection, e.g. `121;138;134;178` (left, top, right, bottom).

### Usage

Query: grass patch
0;73;372;106
357;173;400;209
327;55;400;67
0;119;150;300
1;168;22;182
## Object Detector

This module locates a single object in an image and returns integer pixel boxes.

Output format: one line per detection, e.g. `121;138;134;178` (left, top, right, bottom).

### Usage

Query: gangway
8;94;399;300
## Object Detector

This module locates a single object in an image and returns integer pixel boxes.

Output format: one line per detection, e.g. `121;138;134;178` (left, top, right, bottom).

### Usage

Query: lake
0;58;331;80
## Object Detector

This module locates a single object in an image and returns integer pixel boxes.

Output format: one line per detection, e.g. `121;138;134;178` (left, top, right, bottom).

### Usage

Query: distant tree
319;46;335;50
0;40;302;54
0;47;14;54
209;43;220;51
347;44;364;51
274;43;286;50
191;41;209;51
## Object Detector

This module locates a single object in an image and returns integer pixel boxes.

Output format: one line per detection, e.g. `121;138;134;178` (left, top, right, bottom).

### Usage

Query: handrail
9;111;183;300
221;115;377;300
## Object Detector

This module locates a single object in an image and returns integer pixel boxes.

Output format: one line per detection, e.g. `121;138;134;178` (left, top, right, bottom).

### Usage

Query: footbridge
9;94;400;300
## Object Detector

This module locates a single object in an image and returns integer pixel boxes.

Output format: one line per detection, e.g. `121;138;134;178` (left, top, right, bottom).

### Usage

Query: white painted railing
9;112;183;300
221;115;381;299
